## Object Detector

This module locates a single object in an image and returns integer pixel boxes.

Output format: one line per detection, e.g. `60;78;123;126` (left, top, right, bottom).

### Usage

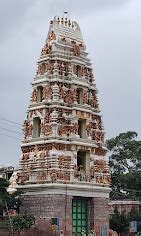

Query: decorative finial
68;20;71;27
61;18;64;25
65;18;68;26
57;17;60;24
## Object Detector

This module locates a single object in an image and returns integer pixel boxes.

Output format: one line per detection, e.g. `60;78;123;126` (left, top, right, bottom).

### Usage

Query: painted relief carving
28;109;43;119
49;61;54;74
74;165;89;182
22;153;29;160
64;88;74;104
39;151;46;159
90;130;104;142
19;173;29;184
58;84;76;103
95;146;106;156
32;89;37;102
93;159;106;172
36;172;47;181
64;63;69;76
89;91;99;109
49;170;70;182
93;93;99;109
58;156;71;169
97;116;103;130
87;116;103;133
57;61;69;77
50;171;58;183
86;122;93;137
76;110;90;119
59;83;64;100
23;121;33;139
70;123;78;134
56;109;72;125
58;61;63;76
43;86;53;100
36;63;48;76
83;90;88;104
58;125;70;136
41;43;52;56
41;123;52;136
73;44;80;56
48;30;56;41
96;175;111;185
44;109;52;123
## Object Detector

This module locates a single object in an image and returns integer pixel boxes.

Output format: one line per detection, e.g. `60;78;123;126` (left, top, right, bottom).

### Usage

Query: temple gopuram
18;16;111;236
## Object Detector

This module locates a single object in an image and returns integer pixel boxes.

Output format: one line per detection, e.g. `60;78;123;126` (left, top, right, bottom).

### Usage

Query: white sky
0;0;140;166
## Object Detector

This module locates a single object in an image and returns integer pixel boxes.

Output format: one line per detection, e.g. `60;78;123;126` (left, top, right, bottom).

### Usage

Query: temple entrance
72;198;88;236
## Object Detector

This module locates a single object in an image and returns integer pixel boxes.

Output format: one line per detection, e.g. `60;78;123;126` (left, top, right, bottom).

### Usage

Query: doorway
72;198;88;236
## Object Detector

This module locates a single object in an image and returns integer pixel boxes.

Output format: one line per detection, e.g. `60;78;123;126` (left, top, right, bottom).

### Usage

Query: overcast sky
0;0;140;166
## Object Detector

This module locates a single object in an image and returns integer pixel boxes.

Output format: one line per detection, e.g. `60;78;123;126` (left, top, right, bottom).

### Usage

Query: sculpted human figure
73;44;80;56
23;121;33;139
48;30;56;41
32;89;37;102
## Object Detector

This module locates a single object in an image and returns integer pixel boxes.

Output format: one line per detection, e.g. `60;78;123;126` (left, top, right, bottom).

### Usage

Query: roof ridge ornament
51;15;80;31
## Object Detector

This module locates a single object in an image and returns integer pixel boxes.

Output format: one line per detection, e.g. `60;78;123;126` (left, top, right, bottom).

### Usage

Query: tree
110;208;129;235
0;178;10;215
6;190;22;214
106;131;141;200
12;212;35;234
0;177;21;215
129;208;141;232
110;208;141;235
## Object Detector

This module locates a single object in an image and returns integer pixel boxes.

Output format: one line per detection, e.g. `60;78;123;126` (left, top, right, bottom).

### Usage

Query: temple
18;16;111;236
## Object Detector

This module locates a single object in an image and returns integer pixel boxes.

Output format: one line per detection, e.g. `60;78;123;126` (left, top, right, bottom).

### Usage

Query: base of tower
19;184;110;235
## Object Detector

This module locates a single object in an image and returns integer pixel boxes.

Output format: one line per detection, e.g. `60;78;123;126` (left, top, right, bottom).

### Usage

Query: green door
72;199;88;236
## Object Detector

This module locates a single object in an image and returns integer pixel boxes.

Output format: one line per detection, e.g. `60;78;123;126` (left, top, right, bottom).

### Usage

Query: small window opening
78;119;86;138
37;86;43;102
33;117;41;138
77;151;86;171
77;88;83;104
76;65;81;77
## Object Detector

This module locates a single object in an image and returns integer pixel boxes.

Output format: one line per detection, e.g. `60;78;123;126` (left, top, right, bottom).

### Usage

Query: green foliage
12;212;35;233
110;208;129;234
110;208;141;234
0;177;22;215
129;208;141;222
0;178;9;190
106;131;141;200
107;131;140;172
0;178;9;215
6;190;22;214
0;216;11;229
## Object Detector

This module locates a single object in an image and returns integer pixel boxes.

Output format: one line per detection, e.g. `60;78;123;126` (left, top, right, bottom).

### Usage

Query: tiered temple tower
18;17;111;236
